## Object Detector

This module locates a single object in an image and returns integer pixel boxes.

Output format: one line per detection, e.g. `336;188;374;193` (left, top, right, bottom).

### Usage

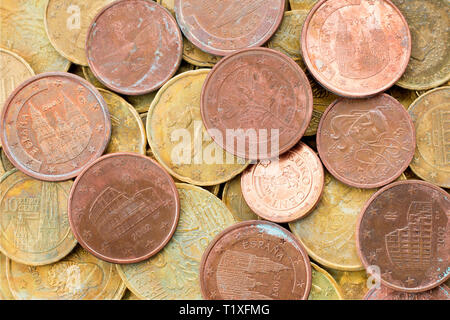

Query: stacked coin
0;0;448;301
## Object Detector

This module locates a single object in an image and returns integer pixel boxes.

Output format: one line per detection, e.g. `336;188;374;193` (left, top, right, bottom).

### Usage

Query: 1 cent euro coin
68;153;180;264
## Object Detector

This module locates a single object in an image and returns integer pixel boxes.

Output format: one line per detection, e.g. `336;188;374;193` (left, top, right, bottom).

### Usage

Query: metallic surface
356;180;450;292
117;183;235;300
0;0;70;74
365;284;450;300
0;72;111;181
147;69;248;186
309;263;343;300
6;245;126;300
317;94;415;188
200;220;312;300
68;153;180;264
388;86;419;109
289;0;319;10
183;37;222;68
392;0;450;90
201;48;313;160
82;66;108;91
0;253;14;300
86;0;183;95
326;269;369;300
222;175;260;222
408;87;450;188
175;0;286;56
301;0;411;98
241;142;324;223
0;169;76;265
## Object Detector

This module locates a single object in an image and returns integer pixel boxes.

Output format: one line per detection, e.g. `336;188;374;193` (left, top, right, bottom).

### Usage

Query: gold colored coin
157;0;174;16
393;0;450;90
222;175;260;222
326;269;370;300
183;37;221;68
122;290;140;300
289;0;318;10
388;86;419;109
117;183;236;300
0;253;13;300
267;10;309;61
82;66;107;90
0;149;14;172
147;69;248;186
98;88;146;155
204;184;220;197
0;159;5;177
0;169;76;266
0;0;70;73
408;86;450;187
45;0;115;65
309;263;343;300
6;245;126;300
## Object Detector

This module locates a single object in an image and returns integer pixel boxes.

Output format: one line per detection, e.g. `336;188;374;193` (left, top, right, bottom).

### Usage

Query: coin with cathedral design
0;72;111;181
357;180;450;293
301;0;411;98
68;153;180;264
0;169;76;266
200;221;312;300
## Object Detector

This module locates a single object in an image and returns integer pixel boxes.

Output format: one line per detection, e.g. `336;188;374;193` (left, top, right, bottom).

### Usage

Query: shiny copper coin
301;0;411;98
356;180;450;293
317;94;415;189
201;48;313;160
0;72;111;181
68;153;180;264
364;284;450;300
86;0;183;95
200;221;312;300
175;0;285;56
241;142;324;223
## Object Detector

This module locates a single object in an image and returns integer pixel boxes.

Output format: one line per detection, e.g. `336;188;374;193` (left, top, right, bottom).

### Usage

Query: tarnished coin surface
68;153;179;264
309;263;343;300
317;94;415;189
175;0;285;56
98;89;146;155
82;66;108;90
183;37;221;68
222;175;260;222
0;169;76;266
86;0;183;95
357;180;450;293
0;72;111;181
408;87;450;188
241;142;324;223
0;253;14;300
157;0;175;15
200;221;312;300
201;48;313;160
45;0;115;66
0;0;71;73
0;149;14;172
6;246;126;300
147;69;248;186
326;269;370;300
388;86;419;109
392;0;450;90
365;284;450;300
117;183;235;300
301;0;411;98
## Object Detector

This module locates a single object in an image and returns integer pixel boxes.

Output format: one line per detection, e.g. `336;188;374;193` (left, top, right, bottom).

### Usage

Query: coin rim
310;262;344;300
356;179;450;293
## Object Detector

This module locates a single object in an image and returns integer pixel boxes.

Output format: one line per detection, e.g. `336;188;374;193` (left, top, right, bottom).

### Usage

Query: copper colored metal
0;72;111;181
301;0;411;98
317;94;415;189
241;142;324;223
201;47;313;160
200;221;312;300
174;0;285;56
68;153;180;264
86;0;183;95
364;284;450;300
356;180;450;293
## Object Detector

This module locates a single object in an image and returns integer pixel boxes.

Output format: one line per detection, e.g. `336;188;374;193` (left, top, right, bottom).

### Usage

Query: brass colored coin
1;149;14;172
393;0;450;90
0;253;13;300
117;183;235;300
0;0;70;73
157;0;175;16
0;158;5;177
147;69;248;186
45;0;115;66
204;184;220;197
289;0;318;10
267;10;309;61
326;269;370;300
388;86;419;109
309;263;343;300
408;87;450;187
82;66;108;90
6;246;126;300
222;175;260;222
0;169;76;266
183;37;221;68
98;89;146;155
122;290;140;300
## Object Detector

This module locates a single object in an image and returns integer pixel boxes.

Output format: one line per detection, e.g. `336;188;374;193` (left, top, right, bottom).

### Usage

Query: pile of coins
0;0;448;300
